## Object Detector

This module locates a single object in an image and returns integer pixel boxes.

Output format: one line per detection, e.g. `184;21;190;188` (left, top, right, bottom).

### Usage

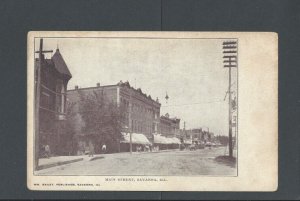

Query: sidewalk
36;149;182;171
135;149;180;154
37;155;84;171
37;154;107;171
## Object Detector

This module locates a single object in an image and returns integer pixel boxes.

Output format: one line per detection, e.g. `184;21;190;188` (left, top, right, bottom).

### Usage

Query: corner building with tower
35;48;72;156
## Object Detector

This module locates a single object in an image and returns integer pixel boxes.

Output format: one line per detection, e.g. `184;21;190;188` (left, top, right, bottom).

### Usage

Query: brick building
159;113;180;137
67;81;161;153
190;128;203;142
35;48;72;155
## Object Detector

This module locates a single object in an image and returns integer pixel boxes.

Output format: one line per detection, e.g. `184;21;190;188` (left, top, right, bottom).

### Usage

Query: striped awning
153;134;181;144
184;139;192;145
121;132;151;145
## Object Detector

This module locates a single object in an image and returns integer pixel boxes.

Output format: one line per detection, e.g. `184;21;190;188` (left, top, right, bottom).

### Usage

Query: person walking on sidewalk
88;142;94;157
102;144;106;154
45;144;51;158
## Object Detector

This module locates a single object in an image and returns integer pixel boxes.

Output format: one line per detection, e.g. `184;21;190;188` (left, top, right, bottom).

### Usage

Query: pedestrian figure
137;146;141;152
102;144;106;154
45;144;51;158
145;145;150;152
88;142;94;157
40;144;45;157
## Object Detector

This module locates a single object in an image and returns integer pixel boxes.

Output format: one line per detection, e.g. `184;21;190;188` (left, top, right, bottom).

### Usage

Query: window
61;83;65;113
55;80;66;113
41;92;50;109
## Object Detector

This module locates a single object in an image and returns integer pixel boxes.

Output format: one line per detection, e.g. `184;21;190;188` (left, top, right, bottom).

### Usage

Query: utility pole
207;127;210;141
228;63;233;157
234;115;237;149
34;38;53;170
183;121;186;138
129;90;133;154
202;126;209;141
223;40;237;158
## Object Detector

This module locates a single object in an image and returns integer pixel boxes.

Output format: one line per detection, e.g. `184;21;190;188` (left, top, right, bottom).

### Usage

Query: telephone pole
183;121;186;138
129;90;133;154
34;38;53;170
223;40;237;158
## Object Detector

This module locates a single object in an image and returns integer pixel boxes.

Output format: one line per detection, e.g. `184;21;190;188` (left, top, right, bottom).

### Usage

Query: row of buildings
35;44;215;156
67;81;182;154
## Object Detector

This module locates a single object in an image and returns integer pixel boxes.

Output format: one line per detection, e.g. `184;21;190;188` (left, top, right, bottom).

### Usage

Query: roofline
119;84;161;105
35;56;72;79
67;83;161;106
67;84;118;92
160;115;180;120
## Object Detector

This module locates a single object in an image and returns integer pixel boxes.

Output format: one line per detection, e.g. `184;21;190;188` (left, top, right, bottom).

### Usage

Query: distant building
202;130;214;142
67;81;161;153
35;48;72;155
190;128;203;142
178;128;217;144
159;113;180;137
178;129;188;139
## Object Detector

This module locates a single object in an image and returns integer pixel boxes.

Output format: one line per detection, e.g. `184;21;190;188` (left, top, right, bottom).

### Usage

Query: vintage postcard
27;32;277;191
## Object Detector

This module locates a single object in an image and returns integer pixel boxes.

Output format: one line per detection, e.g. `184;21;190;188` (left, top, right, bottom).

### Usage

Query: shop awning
154;134;166;144
153;134;181;144
121;132;151;145
184;139;192;145
168;137;181;144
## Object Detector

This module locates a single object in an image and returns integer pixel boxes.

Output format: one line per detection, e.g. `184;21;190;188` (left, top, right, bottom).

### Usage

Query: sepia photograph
27;32;277;191
32;35;238;176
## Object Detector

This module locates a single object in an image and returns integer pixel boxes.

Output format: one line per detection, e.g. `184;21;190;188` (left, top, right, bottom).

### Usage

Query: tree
78;90;125;153
63;101;77;155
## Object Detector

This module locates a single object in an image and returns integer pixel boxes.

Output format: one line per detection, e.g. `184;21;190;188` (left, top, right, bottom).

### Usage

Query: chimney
97;83;100;87
75;85;78;90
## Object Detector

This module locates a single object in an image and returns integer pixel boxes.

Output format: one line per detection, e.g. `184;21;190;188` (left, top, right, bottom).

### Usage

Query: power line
161;100;224;107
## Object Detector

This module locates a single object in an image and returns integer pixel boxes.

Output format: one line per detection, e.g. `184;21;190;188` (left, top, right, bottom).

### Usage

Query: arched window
61;83;65;113
56;80;65;114
55;80;62;113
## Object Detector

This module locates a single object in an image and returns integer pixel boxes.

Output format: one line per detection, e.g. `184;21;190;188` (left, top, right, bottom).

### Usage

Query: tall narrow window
55;80;63;113
41;92;50;109
61;83;65;113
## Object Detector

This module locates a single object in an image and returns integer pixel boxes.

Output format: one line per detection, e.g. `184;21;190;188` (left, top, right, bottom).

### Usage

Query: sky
34;37;237;135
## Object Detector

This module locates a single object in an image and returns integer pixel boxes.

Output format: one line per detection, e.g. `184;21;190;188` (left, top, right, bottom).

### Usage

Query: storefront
153;134;181;150
120;132;152;152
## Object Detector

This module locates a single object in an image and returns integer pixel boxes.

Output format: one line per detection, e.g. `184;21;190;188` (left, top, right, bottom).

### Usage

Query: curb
36;158;83;171
89;156;105;161
136;149;180;154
